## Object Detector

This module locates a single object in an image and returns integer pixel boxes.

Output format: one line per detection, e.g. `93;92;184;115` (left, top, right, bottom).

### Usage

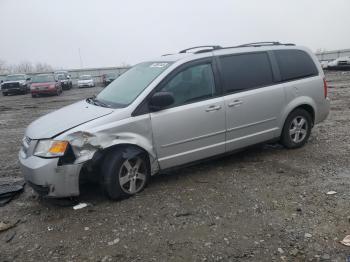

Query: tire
281;108;312;149
2;92;8;96
102;148;150;200
31;94;37;98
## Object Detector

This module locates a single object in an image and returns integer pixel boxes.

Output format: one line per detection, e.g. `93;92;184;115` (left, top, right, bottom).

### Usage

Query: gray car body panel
19;45;330;197
26;100;114;139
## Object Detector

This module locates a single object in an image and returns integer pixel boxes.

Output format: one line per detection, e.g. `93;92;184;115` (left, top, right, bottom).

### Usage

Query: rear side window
274;50;318;82
219;52;274;94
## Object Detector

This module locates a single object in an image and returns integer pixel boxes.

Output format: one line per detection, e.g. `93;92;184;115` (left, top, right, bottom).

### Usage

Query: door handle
228;100;243;107
205;105;222;112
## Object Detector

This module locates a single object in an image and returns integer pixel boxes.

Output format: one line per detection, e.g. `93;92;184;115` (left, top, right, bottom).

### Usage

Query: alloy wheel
118;156;147;194
289;116;308;143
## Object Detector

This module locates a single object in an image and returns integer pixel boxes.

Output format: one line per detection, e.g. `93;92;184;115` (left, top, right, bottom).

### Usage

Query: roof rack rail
235;41;295;48
179;45;222;54
174;42;295;56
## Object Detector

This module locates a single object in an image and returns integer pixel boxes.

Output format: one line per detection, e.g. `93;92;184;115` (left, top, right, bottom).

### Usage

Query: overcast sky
0;0;349;69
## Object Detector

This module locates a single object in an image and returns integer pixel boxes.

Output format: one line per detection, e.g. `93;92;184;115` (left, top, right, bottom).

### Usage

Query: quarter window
219;52;274;94
161;63;215;107
274;50;318;81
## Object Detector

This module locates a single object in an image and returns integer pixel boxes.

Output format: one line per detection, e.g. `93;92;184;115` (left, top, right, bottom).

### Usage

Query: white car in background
328;56;350;68
77;75;95;88
320;61;328;69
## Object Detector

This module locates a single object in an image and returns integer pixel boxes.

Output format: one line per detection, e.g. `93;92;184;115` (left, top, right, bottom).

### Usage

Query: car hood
78;79;93;83
3;80;25;84
26;100;114;139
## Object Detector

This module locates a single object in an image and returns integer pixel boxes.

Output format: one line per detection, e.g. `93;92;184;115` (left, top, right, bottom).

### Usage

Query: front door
151;61;226;169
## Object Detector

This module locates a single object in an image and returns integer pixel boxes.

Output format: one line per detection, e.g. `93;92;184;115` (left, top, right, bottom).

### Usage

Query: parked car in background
0;76;5;88
30;74;62;97
328;56;350;70
320;61;328;69
78;75;95;88
1;74;31;96
19;42;330;199
57;74;72;90
102;72;117;87
54;70;72;89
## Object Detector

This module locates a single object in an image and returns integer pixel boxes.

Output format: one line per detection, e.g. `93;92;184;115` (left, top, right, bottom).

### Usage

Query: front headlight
34;140;69;158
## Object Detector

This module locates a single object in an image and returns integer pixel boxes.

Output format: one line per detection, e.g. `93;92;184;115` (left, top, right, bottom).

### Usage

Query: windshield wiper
86;96;110;108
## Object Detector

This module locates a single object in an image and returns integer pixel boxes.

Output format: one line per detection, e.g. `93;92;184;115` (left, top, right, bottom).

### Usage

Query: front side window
219;52;274;94
161;63;215;107
274;49;318;81
97;62;172;108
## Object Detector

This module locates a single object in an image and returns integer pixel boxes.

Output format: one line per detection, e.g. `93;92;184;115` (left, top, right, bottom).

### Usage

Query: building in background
315;49;350;62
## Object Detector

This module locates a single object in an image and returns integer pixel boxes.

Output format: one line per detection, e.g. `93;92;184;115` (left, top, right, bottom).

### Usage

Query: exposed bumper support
19;154;83;197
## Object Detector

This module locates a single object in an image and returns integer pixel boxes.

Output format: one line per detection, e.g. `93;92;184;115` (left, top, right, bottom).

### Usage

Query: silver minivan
19;42;330;199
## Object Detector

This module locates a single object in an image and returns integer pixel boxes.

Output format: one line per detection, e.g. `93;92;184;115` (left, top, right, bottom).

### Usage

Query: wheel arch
92;143;158;175
296;104;315;126
280;97;316;131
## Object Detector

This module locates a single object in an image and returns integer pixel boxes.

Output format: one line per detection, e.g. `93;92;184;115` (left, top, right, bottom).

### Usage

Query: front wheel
102;149;150;200
280;109;312;149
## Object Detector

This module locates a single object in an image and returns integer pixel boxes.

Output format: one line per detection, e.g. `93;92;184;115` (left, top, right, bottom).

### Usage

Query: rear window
274;50;318;82
219;52;274;94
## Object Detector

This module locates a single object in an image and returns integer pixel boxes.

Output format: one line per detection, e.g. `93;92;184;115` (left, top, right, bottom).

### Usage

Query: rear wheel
2;92;8;96
281;108;312;149
102;148;150;200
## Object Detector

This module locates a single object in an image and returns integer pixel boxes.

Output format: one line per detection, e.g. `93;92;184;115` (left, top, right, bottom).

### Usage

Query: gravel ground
0;72;350;262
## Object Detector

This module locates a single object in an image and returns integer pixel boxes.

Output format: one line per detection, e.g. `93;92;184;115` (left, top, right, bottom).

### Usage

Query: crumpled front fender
66;131;159;175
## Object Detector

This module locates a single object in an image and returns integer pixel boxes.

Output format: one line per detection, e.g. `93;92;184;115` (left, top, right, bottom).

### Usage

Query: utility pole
78;48;83;68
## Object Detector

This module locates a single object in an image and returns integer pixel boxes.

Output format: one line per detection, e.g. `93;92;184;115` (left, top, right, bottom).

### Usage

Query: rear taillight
323;78;328;98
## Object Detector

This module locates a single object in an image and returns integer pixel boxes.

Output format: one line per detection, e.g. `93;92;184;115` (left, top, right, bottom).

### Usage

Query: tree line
0;59;54;75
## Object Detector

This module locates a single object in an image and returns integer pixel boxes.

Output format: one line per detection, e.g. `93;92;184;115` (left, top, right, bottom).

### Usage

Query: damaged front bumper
19;154;83;197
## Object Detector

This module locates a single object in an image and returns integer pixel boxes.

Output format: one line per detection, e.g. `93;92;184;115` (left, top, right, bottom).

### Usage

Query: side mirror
149;91;174;111
26;77;31;81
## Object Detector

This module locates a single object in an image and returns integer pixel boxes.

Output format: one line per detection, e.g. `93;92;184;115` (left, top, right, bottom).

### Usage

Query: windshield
6;75;26;81
32;74;55;83
96;62;172;107
57;74;66;80
79;75;92;80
